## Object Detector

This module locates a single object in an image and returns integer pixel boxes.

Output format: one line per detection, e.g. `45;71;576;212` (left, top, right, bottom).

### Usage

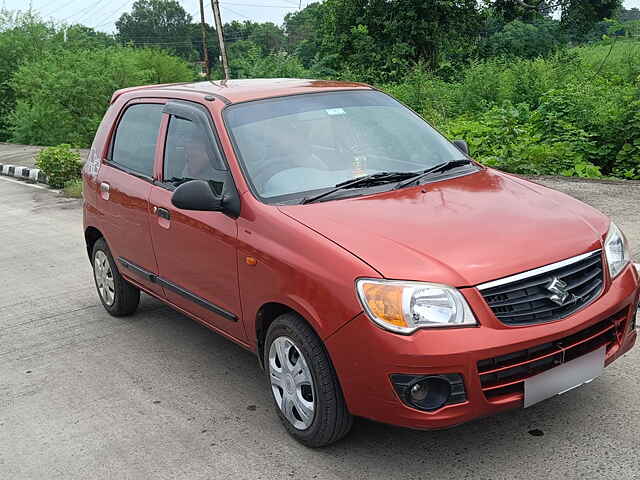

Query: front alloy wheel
264;313;353;447
268;336;315;430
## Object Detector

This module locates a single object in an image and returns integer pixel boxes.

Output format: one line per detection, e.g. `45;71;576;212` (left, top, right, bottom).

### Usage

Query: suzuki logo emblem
546;277;571;306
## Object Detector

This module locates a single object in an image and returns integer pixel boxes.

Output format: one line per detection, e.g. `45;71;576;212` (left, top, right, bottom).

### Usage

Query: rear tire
92;237;140;316
264;313;353;447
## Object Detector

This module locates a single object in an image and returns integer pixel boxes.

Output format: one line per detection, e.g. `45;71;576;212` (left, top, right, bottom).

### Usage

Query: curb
0;163;48;185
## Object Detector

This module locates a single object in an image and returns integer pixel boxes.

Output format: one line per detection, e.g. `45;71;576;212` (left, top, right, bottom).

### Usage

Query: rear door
148;100;245;341
96;99;165;296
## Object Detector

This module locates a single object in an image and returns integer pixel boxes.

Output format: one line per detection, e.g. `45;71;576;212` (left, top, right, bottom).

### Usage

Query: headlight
356;279;477;334
604;223;630;279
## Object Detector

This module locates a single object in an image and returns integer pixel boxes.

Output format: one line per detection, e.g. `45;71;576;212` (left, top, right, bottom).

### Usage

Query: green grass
62;178;83;198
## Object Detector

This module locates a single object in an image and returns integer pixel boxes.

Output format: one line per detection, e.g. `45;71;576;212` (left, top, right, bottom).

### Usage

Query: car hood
278;169;609;286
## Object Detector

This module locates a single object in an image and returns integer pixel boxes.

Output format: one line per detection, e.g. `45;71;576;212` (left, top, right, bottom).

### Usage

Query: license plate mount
524;345;605;408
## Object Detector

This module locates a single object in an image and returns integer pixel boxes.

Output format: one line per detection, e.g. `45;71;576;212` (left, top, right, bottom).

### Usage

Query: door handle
99;182;110;200
156;207;171;220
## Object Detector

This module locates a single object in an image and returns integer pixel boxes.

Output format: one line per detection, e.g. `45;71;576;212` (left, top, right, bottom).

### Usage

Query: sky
1;0;311;32
1;0;639;33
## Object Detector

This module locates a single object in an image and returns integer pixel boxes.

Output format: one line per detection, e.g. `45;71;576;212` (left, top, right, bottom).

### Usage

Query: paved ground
0;143;89;169
0;175;639;480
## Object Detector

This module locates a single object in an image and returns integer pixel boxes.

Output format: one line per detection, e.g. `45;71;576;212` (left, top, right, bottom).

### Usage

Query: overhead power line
58;0;103;23
221;5;251;19
90;0;131;29
40;0;82;17
71;0;109;24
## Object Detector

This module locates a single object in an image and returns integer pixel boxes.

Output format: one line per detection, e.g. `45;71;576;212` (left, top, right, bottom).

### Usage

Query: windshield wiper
301;171;416;205
393;159;473;190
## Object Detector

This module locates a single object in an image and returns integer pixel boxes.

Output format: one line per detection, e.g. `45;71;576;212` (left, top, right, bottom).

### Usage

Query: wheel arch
84;226;104;260
255;302;322;369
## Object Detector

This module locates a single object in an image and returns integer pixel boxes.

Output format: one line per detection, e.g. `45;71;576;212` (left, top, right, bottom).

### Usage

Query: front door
148;101;245;341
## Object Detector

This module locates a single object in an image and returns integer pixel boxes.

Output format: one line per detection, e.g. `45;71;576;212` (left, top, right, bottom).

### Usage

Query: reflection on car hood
278;169;609;286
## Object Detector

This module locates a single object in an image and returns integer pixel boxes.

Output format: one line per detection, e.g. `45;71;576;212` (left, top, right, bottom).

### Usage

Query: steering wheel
251;158;299;193
251;154;330;193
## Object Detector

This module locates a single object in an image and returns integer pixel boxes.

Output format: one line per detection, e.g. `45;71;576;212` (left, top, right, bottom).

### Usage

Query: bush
229;41;310;79
380;64;454;125
35;144;82;188
442;103;602;178
378;40;640;180
612;100;640;179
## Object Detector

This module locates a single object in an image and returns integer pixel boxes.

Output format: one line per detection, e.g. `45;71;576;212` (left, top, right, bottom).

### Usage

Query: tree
249;22;286;54
560;0;622;38
318;0;483;81
116;0;196;60
617;8;640;22
284;2;324;66
58;24;117;49
0;9;56;140
481;19;565;58
223;20;285;55
491;0;552;22
187;21;220;73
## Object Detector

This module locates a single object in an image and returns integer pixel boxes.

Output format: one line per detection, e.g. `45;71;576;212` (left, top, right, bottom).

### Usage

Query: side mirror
453;140;469;156
171;180;223;211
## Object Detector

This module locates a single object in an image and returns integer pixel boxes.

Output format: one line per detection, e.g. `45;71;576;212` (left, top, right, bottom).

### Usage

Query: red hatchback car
83;79;639;447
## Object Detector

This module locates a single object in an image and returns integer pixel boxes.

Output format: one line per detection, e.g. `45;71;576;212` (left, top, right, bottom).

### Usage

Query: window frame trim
156;99;232;192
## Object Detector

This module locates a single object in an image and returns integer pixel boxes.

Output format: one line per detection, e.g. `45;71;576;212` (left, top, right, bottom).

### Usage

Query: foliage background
1;1;639;179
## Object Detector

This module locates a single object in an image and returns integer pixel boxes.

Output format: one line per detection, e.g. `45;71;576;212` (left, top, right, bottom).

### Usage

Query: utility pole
210;0;230;81
198;0;210;77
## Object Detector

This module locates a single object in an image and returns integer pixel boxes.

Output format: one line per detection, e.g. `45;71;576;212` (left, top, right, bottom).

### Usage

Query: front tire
264;313;353;447
92;237;140;316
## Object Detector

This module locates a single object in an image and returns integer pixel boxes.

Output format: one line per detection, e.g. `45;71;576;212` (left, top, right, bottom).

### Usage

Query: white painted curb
0;163;48;184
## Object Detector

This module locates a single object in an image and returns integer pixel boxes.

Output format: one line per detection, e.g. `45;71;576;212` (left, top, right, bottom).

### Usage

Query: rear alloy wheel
264;313;353;447
94;250;115;307
92;238;140;317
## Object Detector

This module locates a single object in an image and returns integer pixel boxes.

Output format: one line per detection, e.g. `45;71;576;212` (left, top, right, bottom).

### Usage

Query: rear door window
111;103;164;177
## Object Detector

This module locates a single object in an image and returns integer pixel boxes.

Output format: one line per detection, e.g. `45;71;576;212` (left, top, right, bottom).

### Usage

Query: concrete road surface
1;175;639;480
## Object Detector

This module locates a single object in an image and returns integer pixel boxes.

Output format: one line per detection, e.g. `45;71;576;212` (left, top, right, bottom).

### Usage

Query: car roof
111;78;373;105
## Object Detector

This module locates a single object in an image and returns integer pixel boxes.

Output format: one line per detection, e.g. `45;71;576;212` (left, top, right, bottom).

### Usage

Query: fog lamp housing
391;373;466;412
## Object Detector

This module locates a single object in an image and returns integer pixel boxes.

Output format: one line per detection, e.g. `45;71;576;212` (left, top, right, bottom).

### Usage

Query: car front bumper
325;264;639;430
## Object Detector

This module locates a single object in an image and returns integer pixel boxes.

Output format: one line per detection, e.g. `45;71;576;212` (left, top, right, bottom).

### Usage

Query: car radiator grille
476;308;629;401
479;251;604;326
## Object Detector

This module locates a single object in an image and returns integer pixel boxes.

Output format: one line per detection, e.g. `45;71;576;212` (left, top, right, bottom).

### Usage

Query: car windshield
224;90;469;203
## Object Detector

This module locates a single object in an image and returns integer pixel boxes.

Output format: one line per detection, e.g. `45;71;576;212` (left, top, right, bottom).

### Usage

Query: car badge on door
546;277;571;306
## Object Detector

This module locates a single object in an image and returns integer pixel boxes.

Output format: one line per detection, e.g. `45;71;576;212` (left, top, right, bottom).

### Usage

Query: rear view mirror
453;140;469;156
171;180;223;211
